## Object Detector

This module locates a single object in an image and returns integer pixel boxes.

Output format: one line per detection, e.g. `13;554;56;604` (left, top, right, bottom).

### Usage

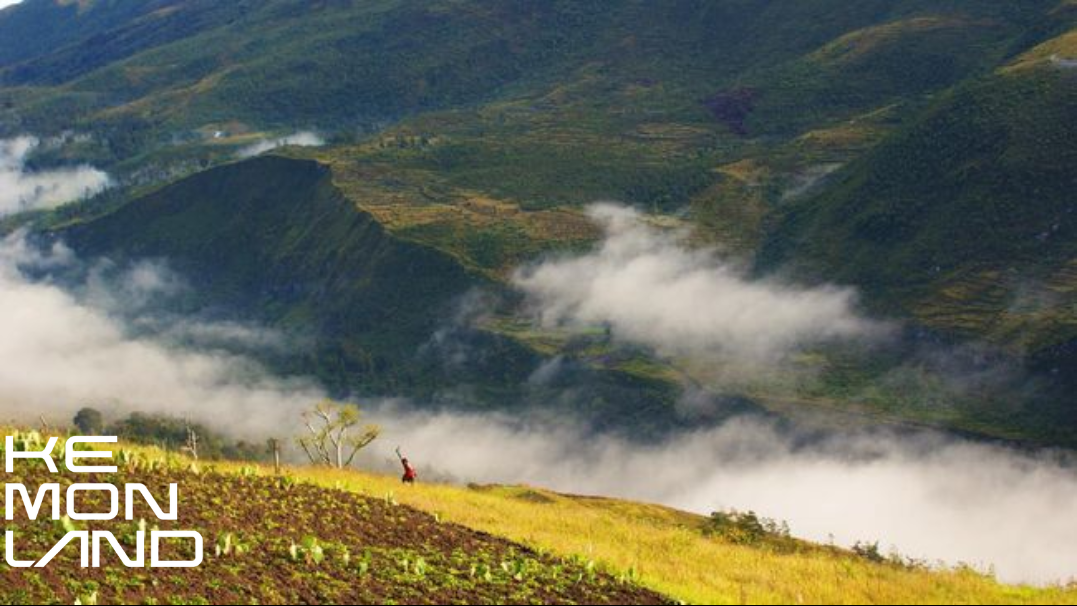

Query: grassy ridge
2;1;1067;153
758;50;1077;433
112;440;1077;605
1;431;666;605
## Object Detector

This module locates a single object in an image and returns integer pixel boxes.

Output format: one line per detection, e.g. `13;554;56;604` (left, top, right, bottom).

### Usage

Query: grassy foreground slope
271;467;1077;605
4;430;1074;604
1;432;667;605
93;441;1072;606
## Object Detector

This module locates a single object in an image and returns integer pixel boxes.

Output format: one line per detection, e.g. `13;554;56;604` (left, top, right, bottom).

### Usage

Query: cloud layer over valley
0;232;1075;586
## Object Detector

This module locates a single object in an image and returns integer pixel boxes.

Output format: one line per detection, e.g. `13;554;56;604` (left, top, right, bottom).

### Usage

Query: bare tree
182;421;199;460
296;400;380;468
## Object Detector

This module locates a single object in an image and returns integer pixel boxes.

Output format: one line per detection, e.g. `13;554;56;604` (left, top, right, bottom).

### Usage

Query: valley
0;1;1075;598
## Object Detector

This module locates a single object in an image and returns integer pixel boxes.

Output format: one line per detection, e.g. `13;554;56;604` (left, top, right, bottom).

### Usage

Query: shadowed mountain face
1;0;1075;445
59;157;483;389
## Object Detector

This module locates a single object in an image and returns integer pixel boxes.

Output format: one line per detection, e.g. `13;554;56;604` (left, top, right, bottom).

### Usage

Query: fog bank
515;204;886;366
0;233;321;437
1;232;1075;586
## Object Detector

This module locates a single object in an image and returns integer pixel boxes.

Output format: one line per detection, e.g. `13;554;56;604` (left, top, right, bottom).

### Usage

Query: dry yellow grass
715;159;768;185
197;459;1077;605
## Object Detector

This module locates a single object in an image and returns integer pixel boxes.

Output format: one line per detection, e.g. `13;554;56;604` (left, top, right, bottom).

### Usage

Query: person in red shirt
396;447;417;484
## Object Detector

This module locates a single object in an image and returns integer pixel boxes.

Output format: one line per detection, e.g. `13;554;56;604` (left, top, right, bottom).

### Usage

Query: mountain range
1;0;1075;447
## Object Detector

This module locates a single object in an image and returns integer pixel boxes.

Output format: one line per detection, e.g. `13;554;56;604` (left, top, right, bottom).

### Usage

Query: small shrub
853;540;885;563
705;510;789;546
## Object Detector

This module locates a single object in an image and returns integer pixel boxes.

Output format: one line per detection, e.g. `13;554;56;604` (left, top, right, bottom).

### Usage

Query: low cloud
514;204;885;366
0;136;111;217
237;131;325;158
0;233;321;438
75;257;293;353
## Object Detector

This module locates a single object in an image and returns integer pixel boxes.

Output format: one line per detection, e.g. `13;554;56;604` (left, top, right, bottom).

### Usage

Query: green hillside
1;1;1070;160
55;156;487;391
761;60;1077;340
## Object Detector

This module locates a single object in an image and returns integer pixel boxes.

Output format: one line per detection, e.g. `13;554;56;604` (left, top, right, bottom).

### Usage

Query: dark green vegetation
0;431;668;605
43;155;697;433
78;406;282;463
762;67;1077;345
106;411;269;462
0;1;1070;168
1;0;1076;445
58;156;483;392
704;510;793;549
